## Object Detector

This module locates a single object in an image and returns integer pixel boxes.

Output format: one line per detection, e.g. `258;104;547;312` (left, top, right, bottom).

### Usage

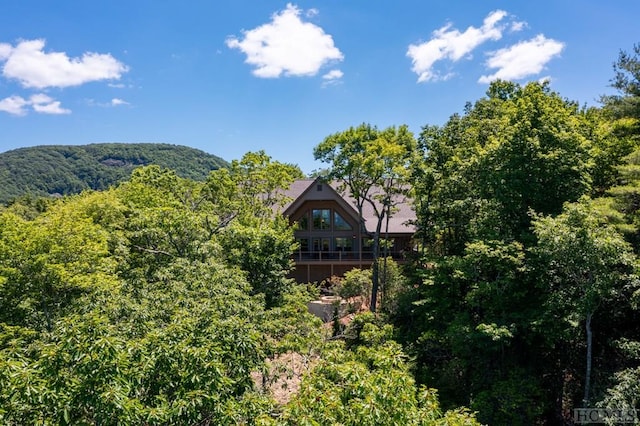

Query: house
279;177;416;283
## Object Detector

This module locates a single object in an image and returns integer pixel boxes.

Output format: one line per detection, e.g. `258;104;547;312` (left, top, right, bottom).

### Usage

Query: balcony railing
292;250;405;262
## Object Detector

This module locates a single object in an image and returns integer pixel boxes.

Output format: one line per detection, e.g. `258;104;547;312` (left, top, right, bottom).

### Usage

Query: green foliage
532;198;638;406
336;267;371;300
0;259;269;424
599;338;640;413
0;214;319;425
258;284;323;356
401;79;640;422
471;368;545;425
0;143;227;204
1;194;52;220
601;42;640;138
583;107;638;194
204;151;304;306
398;239;544;423
0;203;117;331
275;321;480;426
111;166;217;283
343;311;381;349
204;150;303;230
533;198;636;320
412;81;593;253
220;219;297;308
592;147;640;249
0;157;327;424
600;367;640;414
378;257;409;317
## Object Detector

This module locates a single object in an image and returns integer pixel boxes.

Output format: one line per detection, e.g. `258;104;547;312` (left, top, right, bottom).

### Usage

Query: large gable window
297;212;309;230
312;209;331;230
297;207;354;232
333;211;352;231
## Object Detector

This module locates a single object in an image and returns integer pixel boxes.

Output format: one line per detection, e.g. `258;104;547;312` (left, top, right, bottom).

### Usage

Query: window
334;211;352;230
335;237;353;252
297;212;308;230
312;209;331;230
313;238;330;252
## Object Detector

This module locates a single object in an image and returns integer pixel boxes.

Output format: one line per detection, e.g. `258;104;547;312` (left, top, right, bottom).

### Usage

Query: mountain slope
0;143;228;204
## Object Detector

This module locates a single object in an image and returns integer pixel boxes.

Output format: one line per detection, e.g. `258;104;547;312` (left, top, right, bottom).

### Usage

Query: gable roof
279;177;415;234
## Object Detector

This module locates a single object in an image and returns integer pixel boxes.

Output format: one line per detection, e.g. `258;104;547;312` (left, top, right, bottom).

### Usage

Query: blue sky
0;1;637;173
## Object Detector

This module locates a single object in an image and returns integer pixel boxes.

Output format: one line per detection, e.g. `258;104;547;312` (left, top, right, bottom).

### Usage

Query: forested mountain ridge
0;143;228;204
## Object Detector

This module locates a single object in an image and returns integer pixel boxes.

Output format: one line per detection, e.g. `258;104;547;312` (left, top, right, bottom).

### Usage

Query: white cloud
0;93;70;115
322;69;343;87
34;102;70;114
510;21;527;32
86;99;104;107
323;69;343;80
226;3;343;78
407;10;508;82
29;93;71;114
29;93;54;104
0;39;128;89
0;95;29;115
478;35;565;83
0;43;11;59
85;97;130;107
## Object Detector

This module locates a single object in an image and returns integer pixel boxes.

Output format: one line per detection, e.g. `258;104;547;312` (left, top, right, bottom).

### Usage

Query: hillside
0;143;228;204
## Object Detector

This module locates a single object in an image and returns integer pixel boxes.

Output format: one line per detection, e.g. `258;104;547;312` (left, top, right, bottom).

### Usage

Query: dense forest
1;44;639;424
0;143;228;204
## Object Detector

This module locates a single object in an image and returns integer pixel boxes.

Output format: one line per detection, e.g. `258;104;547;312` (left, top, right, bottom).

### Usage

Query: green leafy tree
336;267;371;302
113;165;218;281
402;80;604;423
0;160;328;423
399;239;546;424
0;203;116;331
598;338;640;413
413;81;593;250
220;218;297;307
533;198;638;406
601;43;640;139
204;150;303;231
205;151;303;307
314;124;416;312
1;256;283;424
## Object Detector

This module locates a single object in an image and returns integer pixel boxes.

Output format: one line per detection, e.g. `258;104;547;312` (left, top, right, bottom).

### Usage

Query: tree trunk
583;311;593;406
381;202;391;312
370;232;380;313
370;210;385;313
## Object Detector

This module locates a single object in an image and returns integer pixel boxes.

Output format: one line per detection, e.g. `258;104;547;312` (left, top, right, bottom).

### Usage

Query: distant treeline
0;143;228;204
